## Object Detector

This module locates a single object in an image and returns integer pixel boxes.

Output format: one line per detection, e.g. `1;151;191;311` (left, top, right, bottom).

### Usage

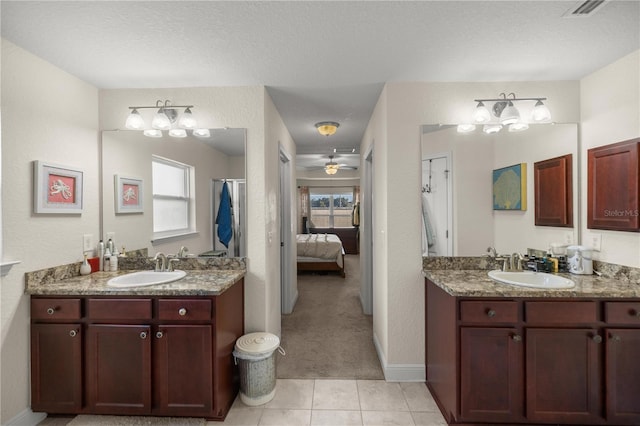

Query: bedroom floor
279;255;383;379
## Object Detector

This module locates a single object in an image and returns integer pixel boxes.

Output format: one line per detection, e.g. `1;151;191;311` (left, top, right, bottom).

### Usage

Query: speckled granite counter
424;256;640;298
25;269;245;296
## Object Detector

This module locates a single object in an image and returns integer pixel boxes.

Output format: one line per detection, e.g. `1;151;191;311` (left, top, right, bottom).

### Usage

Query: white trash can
233;332;284;406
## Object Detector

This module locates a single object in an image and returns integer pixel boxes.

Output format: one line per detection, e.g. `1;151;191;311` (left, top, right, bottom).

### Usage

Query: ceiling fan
300;155;358;174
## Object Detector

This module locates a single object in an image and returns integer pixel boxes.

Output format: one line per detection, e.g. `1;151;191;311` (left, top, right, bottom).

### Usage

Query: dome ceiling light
315;121;340;137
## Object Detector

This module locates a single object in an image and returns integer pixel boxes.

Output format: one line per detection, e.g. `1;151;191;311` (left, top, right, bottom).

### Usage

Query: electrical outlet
83;234;93;252
564;232;573;245
589;233;602;251
106;232;115;242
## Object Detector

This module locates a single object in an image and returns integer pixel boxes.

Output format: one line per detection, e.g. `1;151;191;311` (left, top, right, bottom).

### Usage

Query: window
152;155;195;239
309;187;354;228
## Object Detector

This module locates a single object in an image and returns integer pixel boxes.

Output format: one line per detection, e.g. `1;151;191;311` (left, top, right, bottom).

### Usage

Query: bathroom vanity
425;269;640;426
26;269;244;421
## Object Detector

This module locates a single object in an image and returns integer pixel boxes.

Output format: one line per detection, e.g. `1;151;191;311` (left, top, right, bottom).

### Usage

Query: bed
296;233;346;277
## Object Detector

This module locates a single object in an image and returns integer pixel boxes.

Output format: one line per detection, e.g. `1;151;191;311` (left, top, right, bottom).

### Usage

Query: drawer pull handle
69;330;77;338
156;331;164;339
140;331;148;339
487;309;496;318
633;309;640;318
47;307;55;315
611;335;621;343
592;334;602;344
512;334;522;342
178;308;187;316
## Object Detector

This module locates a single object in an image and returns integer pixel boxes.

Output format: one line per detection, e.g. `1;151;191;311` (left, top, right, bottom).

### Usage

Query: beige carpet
277;255;384;379
67;415;205;425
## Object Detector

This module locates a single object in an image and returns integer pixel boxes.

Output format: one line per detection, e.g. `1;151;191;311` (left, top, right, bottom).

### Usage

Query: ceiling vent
563;0;609;17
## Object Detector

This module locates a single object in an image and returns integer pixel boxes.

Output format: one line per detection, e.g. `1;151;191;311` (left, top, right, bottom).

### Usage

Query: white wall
364;81;580;379
580;50;640;268
1;39;100;423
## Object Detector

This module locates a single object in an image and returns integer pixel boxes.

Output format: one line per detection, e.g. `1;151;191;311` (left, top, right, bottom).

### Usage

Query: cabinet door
606;329;640;425
154;325;213;416
460;327;524;422
526;328;602;424
86;324;151;414
31;324;82;413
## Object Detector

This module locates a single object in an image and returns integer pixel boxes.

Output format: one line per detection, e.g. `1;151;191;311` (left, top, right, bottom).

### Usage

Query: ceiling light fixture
459;92;551;134
325;155;340;175
125;100;199;138
315;121;340;137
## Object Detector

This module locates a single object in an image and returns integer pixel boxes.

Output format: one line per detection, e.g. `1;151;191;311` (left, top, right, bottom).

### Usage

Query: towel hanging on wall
216;181;233;248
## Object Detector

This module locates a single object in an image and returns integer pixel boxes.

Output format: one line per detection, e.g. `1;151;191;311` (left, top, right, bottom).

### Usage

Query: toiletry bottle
104;247;111;271
107;238;115;254
80;254;92;275
110;254;118;271
98;240;105;271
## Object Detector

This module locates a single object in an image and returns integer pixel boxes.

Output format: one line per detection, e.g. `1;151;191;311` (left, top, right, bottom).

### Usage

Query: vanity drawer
605;302;640;325
87;298;152;320
460;300;518;323
525;301;598;324
31;298;81;321
158;299;212;321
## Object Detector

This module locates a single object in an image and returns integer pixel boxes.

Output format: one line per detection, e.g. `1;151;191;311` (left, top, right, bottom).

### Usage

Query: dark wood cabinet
30;323;83;413
534;154;573;227
30;278;244;420
425;279;640;426
587;138;640;231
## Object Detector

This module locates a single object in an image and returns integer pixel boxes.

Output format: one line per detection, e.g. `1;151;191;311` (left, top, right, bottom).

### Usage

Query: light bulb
472;102;491;123
125;109;145;130
143;129;163;138
169;128;187;138
499;101;520;125
483;124;502;134
152;109;172;130
531;100;551;122
457;124;476;133
193;128;211;137
508;122;529;132
177;107;197;129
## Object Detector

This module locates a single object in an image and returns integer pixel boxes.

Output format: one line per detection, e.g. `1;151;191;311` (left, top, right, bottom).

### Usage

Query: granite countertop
424;269;640;299
25;269;245;296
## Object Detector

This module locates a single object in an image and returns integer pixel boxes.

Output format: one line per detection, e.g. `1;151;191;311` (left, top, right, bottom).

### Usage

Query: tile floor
213;379;448;426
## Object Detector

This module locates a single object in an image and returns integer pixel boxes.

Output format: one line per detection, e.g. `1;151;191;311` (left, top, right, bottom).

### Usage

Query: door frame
360;145;374;315
279;146;296;314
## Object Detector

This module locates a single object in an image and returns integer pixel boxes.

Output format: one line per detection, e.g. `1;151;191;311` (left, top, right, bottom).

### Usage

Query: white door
422;153;453;256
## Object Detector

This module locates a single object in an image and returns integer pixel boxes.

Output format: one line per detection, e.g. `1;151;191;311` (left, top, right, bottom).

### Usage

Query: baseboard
373;332;426;382
5;408;46;426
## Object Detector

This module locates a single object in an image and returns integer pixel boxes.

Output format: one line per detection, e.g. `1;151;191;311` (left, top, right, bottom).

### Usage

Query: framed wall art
492;163;527;211
33;160;84;214
115;175;143;213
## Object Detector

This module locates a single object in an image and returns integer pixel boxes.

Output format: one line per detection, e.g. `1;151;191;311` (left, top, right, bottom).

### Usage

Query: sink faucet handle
487;247;498;258
167;258;179;272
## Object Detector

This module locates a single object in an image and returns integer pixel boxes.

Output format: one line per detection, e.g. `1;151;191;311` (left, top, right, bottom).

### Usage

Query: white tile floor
213;379;448;426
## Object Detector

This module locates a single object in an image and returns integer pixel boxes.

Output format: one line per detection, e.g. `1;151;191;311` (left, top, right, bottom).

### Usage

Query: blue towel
216;182;233;248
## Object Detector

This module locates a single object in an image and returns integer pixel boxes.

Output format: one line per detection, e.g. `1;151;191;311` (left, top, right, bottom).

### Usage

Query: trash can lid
235;332;280;355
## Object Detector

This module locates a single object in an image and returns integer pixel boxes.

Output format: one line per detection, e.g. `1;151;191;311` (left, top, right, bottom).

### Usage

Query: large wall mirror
101;129;246;258
421;123;578;257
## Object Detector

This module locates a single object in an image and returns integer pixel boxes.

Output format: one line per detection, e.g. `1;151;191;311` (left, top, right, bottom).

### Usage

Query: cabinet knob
178;308;187;316
632;309;640;318
156;331;164;339
69;330;77;338
611;335;622;343
46;307;55;315
486;309;496;318
140;331;148;339
512;334;522;342
592;334;602;344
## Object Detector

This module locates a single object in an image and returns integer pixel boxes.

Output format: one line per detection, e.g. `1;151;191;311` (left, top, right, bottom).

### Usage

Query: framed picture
492;163;527;211
33;161;83;214
115;175;143;213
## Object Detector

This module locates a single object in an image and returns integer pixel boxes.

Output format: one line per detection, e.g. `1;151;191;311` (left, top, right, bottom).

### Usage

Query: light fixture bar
473;97;546;103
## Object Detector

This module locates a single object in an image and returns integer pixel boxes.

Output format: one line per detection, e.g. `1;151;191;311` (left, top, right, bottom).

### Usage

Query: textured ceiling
2;1;639;168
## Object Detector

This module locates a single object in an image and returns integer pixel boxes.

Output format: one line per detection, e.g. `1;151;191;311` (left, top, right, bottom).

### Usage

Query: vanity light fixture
315;121;340;137
125;100;199;138
459;92;551;134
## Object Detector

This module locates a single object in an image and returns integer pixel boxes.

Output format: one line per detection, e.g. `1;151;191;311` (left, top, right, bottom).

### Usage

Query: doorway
421;152;453;256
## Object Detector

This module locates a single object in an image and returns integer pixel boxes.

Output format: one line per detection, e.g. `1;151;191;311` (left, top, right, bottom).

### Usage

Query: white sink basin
488;270;575;289
107;270;187;288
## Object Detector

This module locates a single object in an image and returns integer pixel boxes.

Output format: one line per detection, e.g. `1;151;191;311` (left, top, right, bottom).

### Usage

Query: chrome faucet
177;246;189;257
510;252;524;271
487;247;498;258
153;252;167;272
